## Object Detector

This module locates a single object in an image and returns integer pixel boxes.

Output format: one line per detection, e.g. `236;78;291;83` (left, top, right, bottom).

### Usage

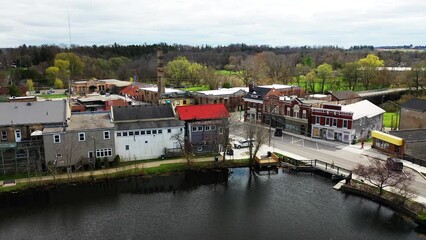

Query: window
293;111;299;118
343;120;348;128
78;132;86;141
198;126;203;131
212;125;216;130
56;153;62;157
88;151;94;158
219;127;223;134
333;119;337;127
123;132;128;137
205;126;211;131
129;131;134;136
1;130;7;141
168;129;171;133
183;100;187;104
152;130;157;134
302;110;307;119
287;107;290;116
316;116;320;124
117;132;122;137
192;127;197;132
125;145;129;150
103;131;110;139
96;148;113;157
147;130;151;134
158;130;162;134
135;131;140;136
325;118;330;126
141;131;146;135
53;134;61;143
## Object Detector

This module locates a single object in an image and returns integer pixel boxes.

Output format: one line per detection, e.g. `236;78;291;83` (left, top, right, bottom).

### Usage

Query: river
0;168;421;240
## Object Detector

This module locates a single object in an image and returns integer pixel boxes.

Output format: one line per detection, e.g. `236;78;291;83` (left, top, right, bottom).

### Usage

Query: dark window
168;129;171;133
125;145;129;150
135;131;140;135
141;131;146;135
147;130;151;134
158;130;162;134
152;130;157;134
129;131;134;136
123;132;128;137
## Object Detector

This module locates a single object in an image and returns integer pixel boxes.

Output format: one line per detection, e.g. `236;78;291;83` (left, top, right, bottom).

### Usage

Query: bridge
357;88;409;98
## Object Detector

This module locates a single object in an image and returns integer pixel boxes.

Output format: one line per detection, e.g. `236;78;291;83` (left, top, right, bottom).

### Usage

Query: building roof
67;113;113;131
244;87;272;101
112;104;175;122
140;87;184;94
341;100;385;120
115;119;183;130
196;87;248;96
390;129;426;142
176;104;229;121
0;100;68;126
258;84;294;89
401;98;426;112
330;90;361;101
98;79;132;87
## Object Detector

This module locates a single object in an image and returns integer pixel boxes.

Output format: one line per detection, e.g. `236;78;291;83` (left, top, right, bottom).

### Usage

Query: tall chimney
157;48;165;97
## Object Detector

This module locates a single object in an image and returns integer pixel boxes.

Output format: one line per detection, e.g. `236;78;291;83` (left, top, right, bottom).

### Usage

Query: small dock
254;154;279;170
281;158;352;181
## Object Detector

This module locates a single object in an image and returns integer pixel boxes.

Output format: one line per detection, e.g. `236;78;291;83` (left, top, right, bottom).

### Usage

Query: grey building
341;100;385;140
0;100;69;174
43;112;115;170
400;98;426;129
390;129;426;164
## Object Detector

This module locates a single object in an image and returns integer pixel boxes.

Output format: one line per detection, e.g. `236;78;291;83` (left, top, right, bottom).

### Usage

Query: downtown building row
0;100;229;175
245;86;385;144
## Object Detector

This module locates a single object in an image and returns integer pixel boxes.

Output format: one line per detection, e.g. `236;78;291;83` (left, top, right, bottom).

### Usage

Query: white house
111;104;184;161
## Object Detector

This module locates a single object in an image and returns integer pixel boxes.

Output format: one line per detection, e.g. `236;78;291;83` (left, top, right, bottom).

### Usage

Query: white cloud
0;0;425;48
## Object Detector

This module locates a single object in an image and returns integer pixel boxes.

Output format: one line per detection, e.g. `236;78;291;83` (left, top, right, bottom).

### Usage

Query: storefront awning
371;131;404;146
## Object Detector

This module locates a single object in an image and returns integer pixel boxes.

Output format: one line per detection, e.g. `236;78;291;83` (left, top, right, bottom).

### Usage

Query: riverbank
0;158;250;194
341;180;426;229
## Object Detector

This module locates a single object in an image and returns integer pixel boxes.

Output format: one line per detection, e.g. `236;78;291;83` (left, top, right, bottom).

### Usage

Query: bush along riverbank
0;159;250;195
341;180;426;230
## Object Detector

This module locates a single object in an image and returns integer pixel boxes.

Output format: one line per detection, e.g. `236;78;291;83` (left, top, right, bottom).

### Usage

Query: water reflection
0;168;421;240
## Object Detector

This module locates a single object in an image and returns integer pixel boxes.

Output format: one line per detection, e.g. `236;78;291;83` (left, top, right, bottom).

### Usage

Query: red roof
176;104;229;121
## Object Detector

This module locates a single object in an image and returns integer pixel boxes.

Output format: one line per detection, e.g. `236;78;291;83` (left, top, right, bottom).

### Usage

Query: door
14;130;22;142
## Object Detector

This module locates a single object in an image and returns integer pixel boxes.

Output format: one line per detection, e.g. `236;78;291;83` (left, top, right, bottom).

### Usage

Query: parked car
386;157;403;172
234;139;254;149
274;128;283;137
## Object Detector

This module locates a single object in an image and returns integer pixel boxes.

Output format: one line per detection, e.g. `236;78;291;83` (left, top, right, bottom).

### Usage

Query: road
231;122;426;201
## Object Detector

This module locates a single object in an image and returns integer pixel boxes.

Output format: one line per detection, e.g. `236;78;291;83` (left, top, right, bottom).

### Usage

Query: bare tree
244;123;270;166
170;131;193;167
353;156;414;195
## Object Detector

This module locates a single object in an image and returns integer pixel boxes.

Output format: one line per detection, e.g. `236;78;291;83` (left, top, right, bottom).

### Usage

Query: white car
234;139;254;149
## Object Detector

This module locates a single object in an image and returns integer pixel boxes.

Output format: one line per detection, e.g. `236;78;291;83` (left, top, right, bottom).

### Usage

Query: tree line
0;43;425;95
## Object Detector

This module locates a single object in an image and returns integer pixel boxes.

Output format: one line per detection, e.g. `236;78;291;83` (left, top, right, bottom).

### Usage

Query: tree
199;66;220;90
54;78;64;89
26;79;35;92
165;56;192;87
408;61;426;96
8;85;21;97
316;63;333;93
170;131;193;167
305;70;317;93
45;66;60;82
353;156;414;195
244;123;270;166
263;52;294;84
358;54;384;90
55;52;84;79
342;62;360;91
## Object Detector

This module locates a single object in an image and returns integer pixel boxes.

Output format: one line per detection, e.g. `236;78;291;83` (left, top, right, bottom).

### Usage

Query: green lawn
383;112;398;128
184;85;210;91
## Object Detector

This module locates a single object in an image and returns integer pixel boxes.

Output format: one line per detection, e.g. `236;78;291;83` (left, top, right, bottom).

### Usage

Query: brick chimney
157;48;165;96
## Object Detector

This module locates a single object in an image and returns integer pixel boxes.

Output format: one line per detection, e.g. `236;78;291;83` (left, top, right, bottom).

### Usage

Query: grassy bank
383;112;398;128
0;159;249;194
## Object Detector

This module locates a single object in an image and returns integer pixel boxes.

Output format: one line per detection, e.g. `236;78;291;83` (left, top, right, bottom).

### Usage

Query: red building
311;104;355;143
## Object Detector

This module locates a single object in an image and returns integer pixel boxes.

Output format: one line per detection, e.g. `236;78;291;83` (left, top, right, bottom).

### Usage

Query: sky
1;0;425;48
